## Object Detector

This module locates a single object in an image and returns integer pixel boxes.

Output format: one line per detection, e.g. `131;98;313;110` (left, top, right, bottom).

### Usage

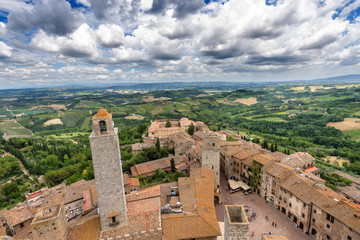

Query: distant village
0;108;359;240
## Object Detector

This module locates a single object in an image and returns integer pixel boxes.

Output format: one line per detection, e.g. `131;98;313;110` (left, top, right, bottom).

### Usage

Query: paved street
215;174;313;240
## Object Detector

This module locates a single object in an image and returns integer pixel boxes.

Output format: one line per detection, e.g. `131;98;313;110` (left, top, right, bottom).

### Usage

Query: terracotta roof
304;166;319;173
262;235;289;240
162;168;221;240
100;186;162;240
264;162;294;180
3;202;32;227
280;152;314;168
279;173;360;233
93;108;111;119
67;214;100;240
337;186;360;202
130;155;187;176
64;179;95;204
26;191;42;200
131;142;154;151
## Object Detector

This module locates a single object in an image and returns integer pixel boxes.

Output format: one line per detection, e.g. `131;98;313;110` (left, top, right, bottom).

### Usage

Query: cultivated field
323;156;350;166
29;104;66;111
43;118;63;126
234;97;258;106
0;120;33;139
124;114;144;120
327;118;360;131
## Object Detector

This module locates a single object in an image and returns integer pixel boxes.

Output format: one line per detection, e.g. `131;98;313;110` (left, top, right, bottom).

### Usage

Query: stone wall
202;135;221;192
90;127;127;231
224;205;249;240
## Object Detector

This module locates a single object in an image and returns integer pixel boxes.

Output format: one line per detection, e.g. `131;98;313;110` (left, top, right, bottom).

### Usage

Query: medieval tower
89;108;127;231
224;205;249;240
202;133;221;192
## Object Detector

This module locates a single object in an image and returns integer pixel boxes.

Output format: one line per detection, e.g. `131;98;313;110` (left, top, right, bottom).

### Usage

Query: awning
228;180;251;191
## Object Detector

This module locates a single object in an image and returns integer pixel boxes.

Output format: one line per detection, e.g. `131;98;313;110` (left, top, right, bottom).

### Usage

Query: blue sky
0;0;360;88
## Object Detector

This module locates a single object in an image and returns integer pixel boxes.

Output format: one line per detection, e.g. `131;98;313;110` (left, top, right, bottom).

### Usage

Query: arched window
100;121;107;133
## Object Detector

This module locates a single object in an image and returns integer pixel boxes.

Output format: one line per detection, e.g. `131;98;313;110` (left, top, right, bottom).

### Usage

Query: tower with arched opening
89;108;127;231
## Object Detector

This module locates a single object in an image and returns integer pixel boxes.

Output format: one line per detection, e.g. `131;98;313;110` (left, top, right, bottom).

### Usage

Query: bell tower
89;108;127;231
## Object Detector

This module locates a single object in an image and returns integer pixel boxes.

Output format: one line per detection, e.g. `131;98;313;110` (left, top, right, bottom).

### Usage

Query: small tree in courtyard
187;123;195;135
165;119;171;128
156;138;160;152
170;158;176;173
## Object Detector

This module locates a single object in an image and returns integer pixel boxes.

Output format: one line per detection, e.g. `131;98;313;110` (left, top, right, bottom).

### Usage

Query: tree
170;158;176;173
156;138;161;152
270;143;274;152
165;119;171;128
187;123;195;135
1;182;20;199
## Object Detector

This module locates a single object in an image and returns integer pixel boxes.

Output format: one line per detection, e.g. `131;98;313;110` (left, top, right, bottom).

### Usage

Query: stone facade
224;205;249;240
202;134;221;192
31;204;67;240
89;108;127;231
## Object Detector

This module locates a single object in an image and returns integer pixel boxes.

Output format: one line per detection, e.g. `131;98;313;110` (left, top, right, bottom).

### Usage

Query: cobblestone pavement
215;173;314;240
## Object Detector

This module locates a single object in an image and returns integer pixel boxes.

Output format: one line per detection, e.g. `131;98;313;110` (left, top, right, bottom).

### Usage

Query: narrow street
216;173;313;240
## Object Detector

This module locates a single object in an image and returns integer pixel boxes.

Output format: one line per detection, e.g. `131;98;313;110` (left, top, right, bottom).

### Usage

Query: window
314;209;317;214
326;235;330;240
347;236;352;240
279;195;282;200
99;120;107;132
289;203;292;208
326;213;334;223
303;203;306;208
312;218;315;223
326;224;330;229
20;222;24;228
349;227;353;232
302;213;305;218
284;198;287;203
112;217;116;223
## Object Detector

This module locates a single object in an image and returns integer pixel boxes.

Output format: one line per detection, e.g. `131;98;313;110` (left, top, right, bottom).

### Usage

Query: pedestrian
272;222;274;226
251;231;254;237
266;215;268;221
275;222;277;227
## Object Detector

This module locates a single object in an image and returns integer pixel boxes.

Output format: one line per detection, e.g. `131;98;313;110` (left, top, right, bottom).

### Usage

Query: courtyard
215;174;314;240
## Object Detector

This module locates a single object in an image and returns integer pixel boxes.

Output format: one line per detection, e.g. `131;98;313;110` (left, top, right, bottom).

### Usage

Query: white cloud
0;41;12;58
1;0;360;87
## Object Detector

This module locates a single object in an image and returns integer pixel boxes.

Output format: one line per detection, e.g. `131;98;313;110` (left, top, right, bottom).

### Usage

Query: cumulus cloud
147;0;205;19
0;41;12;58
96;24;125;48
7;0;84;35
1;0;360;87
31;24;99;59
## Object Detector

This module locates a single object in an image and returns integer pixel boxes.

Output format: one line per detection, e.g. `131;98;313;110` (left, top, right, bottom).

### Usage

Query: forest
1;82;360;209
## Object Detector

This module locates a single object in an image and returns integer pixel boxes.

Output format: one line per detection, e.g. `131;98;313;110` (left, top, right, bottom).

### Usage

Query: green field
0;120;33;138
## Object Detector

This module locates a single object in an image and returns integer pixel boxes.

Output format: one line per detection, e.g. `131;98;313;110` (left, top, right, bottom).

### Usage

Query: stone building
202;134;221;192
146;118;194;139
161;168;221;240
224;205;249;240
89;108;127;231
31;204;67;240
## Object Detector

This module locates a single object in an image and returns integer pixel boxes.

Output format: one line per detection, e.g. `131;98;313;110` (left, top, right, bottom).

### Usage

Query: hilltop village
0;108;359;240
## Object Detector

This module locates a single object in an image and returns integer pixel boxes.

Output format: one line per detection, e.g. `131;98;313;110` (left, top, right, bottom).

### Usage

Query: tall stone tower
224;205;249;240
202;133;221;192
89;108;127;231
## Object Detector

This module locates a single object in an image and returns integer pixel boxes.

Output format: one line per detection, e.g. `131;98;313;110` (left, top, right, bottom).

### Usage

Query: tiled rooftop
162;168;221;240
100;186;162;240
3;202;32;227
67;214;100;240
130;155;187;176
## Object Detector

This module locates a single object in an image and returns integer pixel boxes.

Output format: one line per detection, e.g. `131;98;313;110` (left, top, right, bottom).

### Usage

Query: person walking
275;222;277;227
272;222;274;226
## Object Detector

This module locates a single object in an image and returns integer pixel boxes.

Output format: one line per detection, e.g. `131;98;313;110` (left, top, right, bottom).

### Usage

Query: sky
0;0;360;89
